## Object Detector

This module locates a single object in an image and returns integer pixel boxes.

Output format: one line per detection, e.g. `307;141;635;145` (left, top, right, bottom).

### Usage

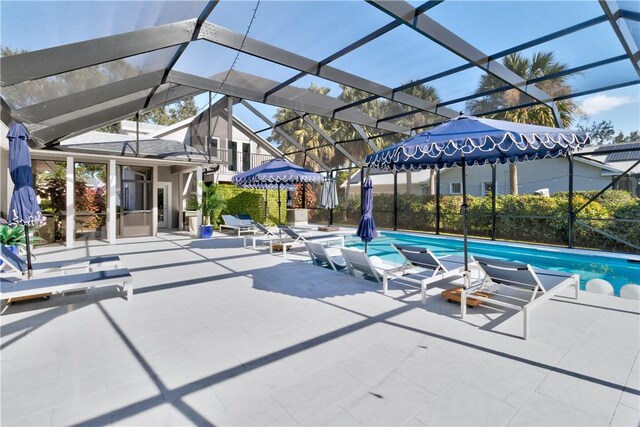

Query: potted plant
0;220;26;269
197;183;227;238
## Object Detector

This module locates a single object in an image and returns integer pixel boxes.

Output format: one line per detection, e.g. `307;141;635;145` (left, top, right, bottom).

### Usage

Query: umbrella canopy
7;122;45;275
356;177;378;253
364;115;590;280
365;115;589;171
231;158;324;224
8;123;44;227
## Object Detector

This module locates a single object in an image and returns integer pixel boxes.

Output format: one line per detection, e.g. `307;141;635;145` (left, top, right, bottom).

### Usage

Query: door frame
157;181;172;229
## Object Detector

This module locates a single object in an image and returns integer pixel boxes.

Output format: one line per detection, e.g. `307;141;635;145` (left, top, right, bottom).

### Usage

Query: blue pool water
345;232;640;296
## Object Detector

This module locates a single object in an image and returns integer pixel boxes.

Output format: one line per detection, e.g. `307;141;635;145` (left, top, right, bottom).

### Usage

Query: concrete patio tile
554;340;637;385
339;373;436;426
402;418;426;426
112;401;201;426
578;322;640;357
211;395;298;426
283;339;356;376
301;404;362;426
51;377;163;426
619;371;640;410
414;382;517;426
536;370;623;421
208;360;302;411
395;346;475;396
460;357;547;408
609;402;640;427
161;386;227;422
507;391;607;426
1;408;53;427
272;366;365;424
336;341;410;387
228;331;300;365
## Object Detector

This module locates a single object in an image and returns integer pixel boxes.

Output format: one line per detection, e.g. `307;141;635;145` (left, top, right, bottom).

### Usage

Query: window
483;182;494;196
242;142;251;171
229;140;237;171
450;182;462;194
209;137;219;158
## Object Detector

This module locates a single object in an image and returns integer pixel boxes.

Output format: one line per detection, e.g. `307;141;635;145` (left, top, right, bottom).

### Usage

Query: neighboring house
344;144;639;197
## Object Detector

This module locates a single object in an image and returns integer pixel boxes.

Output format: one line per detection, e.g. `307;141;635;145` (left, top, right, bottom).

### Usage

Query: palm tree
467;51;579;194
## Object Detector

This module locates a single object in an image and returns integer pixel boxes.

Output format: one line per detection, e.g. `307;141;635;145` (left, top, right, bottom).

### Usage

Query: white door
157;182;171;229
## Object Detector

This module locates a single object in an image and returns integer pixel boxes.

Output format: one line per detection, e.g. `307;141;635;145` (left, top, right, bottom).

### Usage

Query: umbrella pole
461;161;469;288
24;224;33;278
277;183;281;225
364;241;368;253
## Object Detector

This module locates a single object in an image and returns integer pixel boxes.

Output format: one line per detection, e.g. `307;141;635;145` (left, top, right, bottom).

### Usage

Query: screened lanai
0;0;639;250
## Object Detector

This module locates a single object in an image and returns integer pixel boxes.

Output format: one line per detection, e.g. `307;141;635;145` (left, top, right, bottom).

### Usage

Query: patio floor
1;231;639;426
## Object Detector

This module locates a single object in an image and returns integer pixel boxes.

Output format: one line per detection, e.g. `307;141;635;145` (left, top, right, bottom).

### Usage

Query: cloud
580;94;635;115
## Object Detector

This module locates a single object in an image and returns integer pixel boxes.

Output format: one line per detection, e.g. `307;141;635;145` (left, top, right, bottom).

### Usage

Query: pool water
345;231;640;296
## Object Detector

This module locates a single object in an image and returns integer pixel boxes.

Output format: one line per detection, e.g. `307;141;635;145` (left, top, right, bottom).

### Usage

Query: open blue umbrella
232;158;323;224
7;123;45;276
365;115;590;282
356;177;378;253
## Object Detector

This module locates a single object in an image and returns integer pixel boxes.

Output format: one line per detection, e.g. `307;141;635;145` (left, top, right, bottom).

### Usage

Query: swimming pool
345;231;640;296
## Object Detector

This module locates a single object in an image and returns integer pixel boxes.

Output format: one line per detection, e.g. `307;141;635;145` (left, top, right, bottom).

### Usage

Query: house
0;104;282;247
344;143;640;197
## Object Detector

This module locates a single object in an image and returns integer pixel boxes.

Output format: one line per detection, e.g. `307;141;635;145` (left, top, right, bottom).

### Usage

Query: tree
577;120;615;145
140;98;197;126
467;51;579;194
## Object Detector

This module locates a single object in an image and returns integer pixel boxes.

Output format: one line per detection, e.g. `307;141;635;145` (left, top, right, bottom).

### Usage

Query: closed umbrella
232;158;323;224
356;177;378;253
365;115;589;285
7;123;45;276
320;178;339;225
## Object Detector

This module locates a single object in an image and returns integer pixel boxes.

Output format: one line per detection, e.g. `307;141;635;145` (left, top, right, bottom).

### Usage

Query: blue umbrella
356;177;378;253
232;158;323;224
7;123;45;275
365;115;590;282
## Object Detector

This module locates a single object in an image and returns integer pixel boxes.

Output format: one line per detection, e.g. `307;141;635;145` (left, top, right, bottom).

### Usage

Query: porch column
108;159;117;244
196;166;203;228
178;171;184;230
0;136;10;214
152;165;158;237
66;157;74;247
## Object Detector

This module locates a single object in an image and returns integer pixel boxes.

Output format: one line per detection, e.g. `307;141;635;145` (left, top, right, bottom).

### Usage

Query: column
196;167;203;228
152;165;158;237
108;159;117;244
178;172;184;230
66;157;74;247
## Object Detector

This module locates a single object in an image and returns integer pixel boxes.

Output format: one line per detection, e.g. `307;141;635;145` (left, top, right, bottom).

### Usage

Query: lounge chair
385;244;466;304
305;241;346;271
1;268;133;306
243;222;281;249
462;256;579;339
220;215;257;236
340;247;404;283
1;244;123;277
236;214;255;227
277;226;344;258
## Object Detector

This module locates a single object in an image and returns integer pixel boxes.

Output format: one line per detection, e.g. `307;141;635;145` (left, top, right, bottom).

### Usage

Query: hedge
308;190;639;254
216;184;287;226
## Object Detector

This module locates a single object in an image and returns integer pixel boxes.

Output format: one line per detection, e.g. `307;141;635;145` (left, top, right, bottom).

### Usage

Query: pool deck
1;231;639;426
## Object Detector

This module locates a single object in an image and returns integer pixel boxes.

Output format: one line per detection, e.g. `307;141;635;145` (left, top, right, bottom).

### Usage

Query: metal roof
1;0;638;172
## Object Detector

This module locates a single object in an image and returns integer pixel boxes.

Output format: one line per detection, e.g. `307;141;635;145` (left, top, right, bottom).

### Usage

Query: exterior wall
348;158;614;196
0;121;10;215
438;159;612;196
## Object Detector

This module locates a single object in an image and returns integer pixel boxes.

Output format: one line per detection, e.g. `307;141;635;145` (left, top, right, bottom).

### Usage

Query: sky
1;0;638;138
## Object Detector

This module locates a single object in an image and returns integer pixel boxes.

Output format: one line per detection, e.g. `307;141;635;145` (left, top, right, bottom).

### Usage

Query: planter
198;225;214;239
0;245;19;271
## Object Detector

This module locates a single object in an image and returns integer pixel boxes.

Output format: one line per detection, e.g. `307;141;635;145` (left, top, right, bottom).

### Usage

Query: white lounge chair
462;256;579;340
1;268;133;307
339;247;404;283
220;215;256;236
276;226;344;258
385;244;466;304
305;241;346;271
243;222;281;249
1;244;123;277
